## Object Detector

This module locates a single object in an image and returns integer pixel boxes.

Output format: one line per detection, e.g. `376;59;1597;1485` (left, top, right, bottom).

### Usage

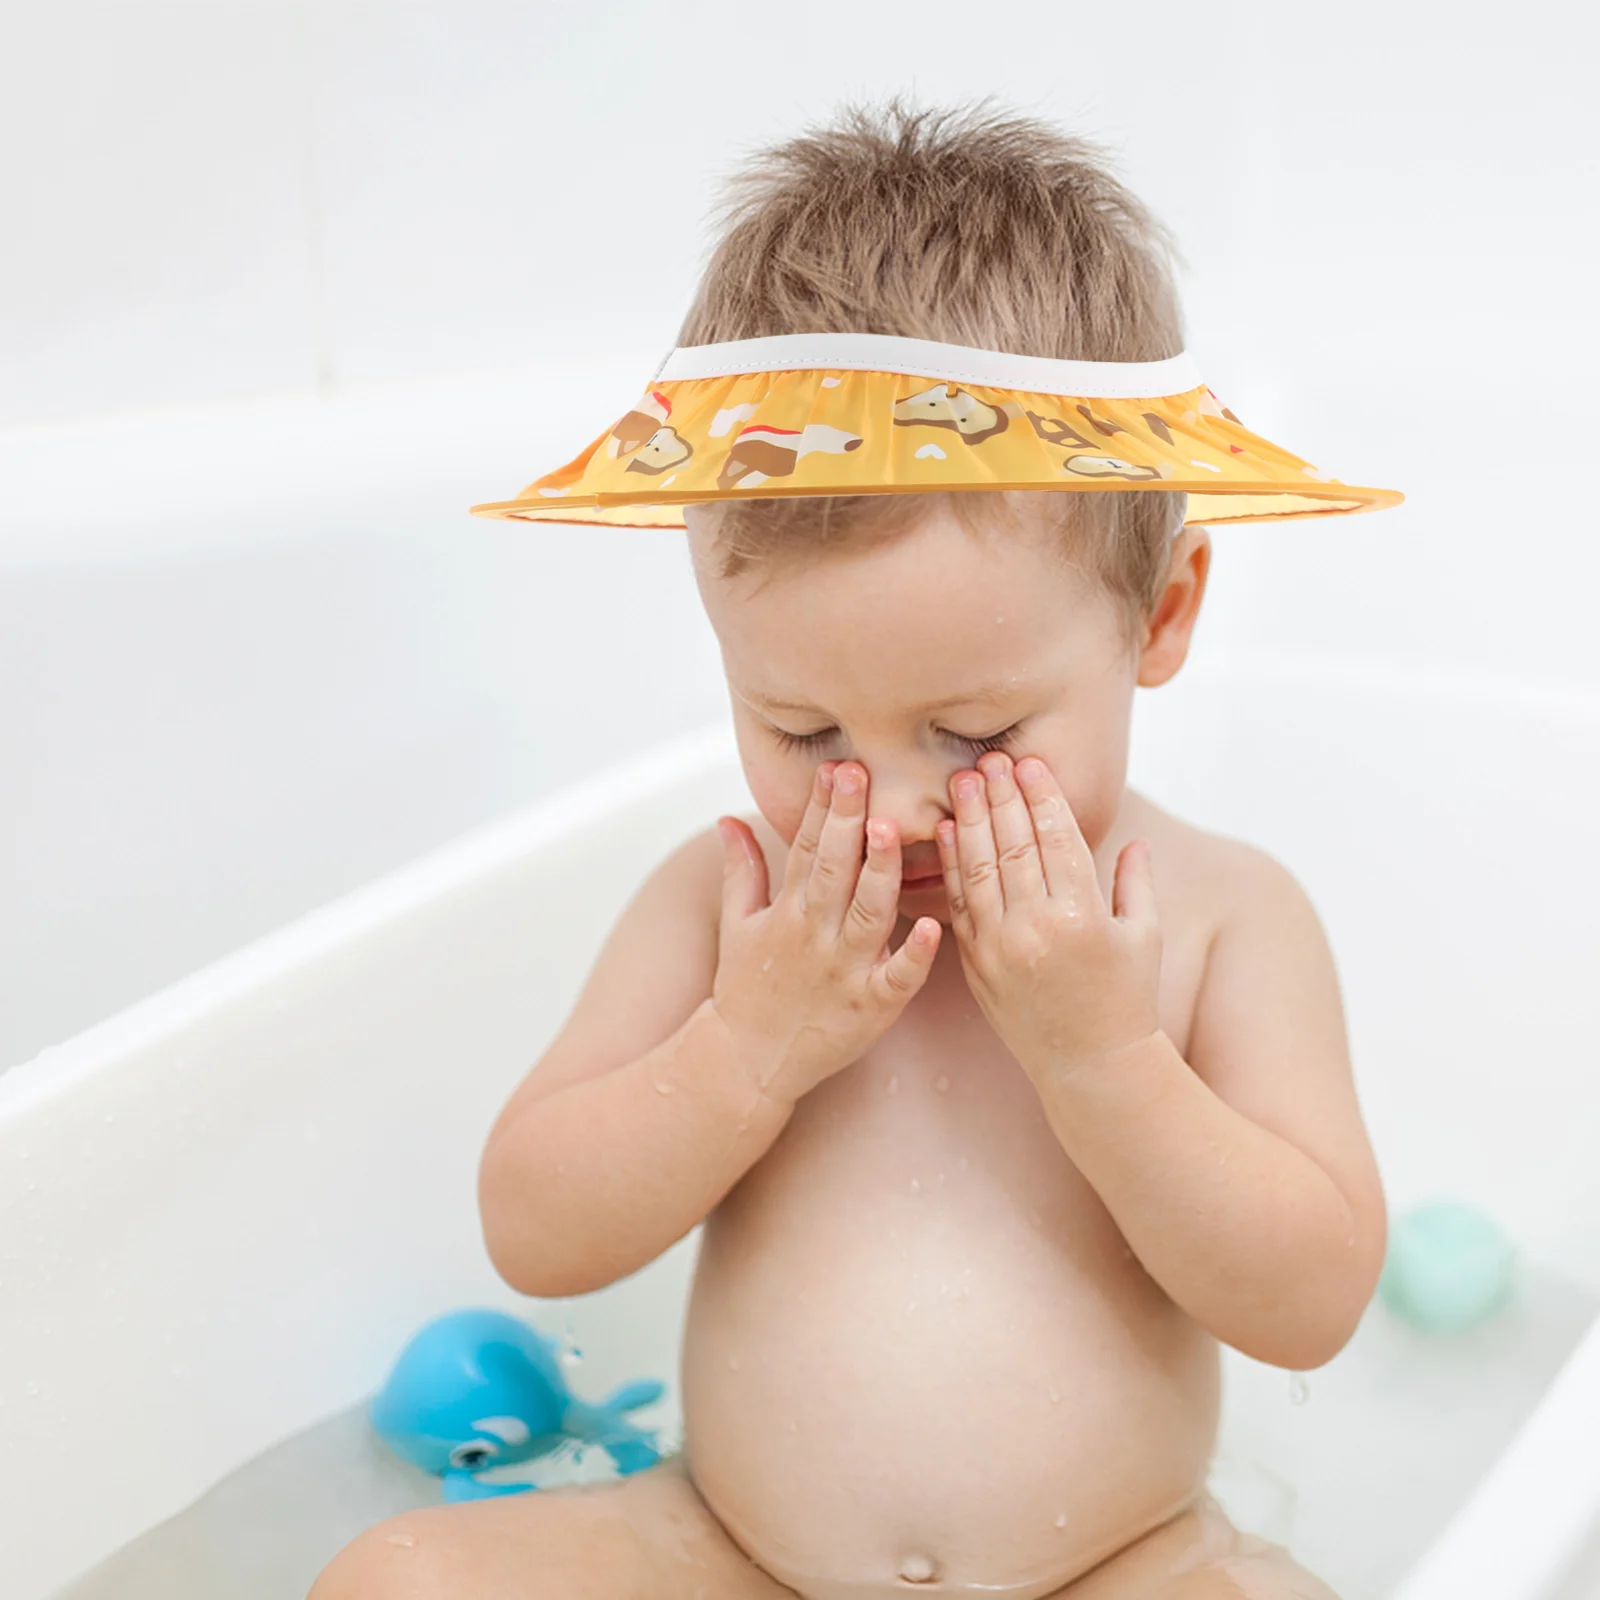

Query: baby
313;100;1387;1599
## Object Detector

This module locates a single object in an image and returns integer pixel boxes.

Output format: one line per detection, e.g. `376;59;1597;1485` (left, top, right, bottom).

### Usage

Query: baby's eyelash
769;723;1023;756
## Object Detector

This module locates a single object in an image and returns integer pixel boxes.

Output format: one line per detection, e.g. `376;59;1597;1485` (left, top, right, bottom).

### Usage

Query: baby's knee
306;1493;657;1600
308;1511;446;1600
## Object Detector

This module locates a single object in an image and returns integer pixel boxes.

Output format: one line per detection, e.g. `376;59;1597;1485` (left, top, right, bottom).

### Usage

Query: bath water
54;1260;1597;1600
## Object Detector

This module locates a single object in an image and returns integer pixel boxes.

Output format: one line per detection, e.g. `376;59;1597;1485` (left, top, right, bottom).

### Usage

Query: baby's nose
842;765;948;842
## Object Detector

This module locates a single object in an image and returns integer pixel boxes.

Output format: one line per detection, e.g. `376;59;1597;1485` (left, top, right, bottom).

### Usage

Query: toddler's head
683;99;1211;908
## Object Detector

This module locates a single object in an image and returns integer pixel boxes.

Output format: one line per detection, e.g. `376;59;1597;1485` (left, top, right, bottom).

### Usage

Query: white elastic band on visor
653;332;1203;400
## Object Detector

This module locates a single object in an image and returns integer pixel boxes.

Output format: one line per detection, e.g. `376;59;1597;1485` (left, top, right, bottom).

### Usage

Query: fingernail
955;776;980;801
1016;758;1045;783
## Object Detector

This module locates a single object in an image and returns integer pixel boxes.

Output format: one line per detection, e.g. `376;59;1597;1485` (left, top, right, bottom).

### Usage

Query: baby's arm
478;828;791;1298
1036;846;1388;1371
480;763;939;1299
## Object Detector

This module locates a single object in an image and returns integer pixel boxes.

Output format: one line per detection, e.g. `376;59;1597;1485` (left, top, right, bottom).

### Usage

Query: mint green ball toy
1378;1201;1516;1334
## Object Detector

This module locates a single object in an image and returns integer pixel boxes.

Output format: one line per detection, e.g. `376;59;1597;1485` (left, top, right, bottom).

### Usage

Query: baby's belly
680;1051;1220;1594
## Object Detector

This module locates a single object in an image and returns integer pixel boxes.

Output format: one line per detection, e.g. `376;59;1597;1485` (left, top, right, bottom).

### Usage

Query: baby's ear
1136;528;1211;688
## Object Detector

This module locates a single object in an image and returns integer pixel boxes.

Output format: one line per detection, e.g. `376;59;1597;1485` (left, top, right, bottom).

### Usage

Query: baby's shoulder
1118;788;1317;938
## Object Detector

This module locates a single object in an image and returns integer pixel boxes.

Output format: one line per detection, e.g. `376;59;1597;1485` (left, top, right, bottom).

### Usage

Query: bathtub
4;666;1598;1599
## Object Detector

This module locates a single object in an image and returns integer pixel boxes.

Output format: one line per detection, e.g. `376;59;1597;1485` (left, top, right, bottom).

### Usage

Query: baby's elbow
476;1142;624;1299
1233;1276;1372;1372
1253;1317;1357;1374
477;1139;557;1298
478;1198;601;1300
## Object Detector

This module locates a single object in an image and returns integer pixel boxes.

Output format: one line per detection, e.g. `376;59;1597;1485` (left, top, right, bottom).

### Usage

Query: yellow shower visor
468;333;1404;528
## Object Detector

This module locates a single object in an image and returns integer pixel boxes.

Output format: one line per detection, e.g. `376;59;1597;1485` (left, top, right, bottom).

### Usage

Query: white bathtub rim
0;721;739;1119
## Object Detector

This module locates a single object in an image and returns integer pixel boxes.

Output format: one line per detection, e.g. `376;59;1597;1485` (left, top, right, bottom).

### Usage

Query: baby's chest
794;909;1208;1178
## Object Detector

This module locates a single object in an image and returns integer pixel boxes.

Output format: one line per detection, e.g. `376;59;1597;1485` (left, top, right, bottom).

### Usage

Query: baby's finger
839;817;903;952
717;816;770;922
782;761;841;898
979;752;1045;911
808;760;869;923
1112;838;1158;928
1014;757;1101;908
870;916;941;1008
950;768;1004;929
935;819;974;944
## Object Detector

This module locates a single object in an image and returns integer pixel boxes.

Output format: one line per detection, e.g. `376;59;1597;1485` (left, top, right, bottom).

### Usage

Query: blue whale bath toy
370;1308;666;1502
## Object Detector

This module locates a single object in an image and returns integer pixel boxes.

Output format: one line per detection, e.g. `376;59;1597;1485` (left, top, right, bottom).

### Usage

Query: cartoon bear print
1025;410;1095;449
607;390;673;458
625;427;694;475
717;423;862;490
892;383;1021;445
1062;454;1163;482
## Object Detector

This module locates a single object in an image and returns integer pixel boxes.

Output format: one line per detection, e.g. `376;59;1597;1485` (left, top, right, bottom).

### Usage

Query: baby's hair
678;95;1192;646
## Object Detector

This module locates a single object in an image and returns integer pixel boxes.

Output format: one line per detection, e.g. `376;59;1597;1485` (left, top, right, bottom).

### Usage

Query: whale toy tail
563;1380;669;1476
602;1378;667;1415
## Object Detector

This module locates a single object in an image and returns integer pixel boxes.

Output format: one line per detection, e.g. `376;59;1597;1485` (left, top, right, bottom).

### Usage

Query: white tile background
2;0;1596;1066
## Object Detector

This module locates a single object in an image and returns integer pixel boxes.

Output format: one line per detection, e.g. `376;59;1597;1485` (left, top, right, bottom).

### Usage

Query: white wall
2;0;1595;1066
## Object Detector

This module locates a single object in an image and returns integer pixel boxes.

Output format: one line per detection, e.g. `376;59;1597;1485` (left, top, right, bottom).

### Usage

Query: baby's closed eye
768;723;1025;757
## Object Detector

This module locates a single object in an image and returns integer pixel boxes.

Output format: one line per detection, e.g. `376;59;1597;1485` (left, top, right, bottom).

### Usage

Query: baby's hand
936;751;1162;1082
712;761;941;1106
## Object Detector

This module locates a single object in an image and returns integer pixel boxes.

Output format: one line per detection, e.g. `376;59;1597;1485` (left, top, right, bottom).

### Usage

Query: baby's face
689;500;1145;925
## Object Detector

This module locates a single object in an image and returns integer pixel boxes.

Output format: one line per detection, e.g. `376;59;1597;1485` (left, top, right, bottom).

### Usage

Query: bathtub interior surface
53;1257;1597;1600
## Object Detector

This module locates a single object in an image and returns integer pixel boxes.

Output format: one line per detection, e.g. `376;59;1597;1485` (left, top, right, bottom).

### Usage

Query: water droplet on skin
386;1532;417;1549
1048;1388;1061;1404
761;957;773;972
957;1155;969;1171
910;1177;920;1193
728;1355;740;1371
887;1075;899;1095
935;1075;950;1093
653;1081;674;1096
899;1553;938;1583
788;1420;798;1432
1054;1512;1067;1529
1289;1372;1310;1405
